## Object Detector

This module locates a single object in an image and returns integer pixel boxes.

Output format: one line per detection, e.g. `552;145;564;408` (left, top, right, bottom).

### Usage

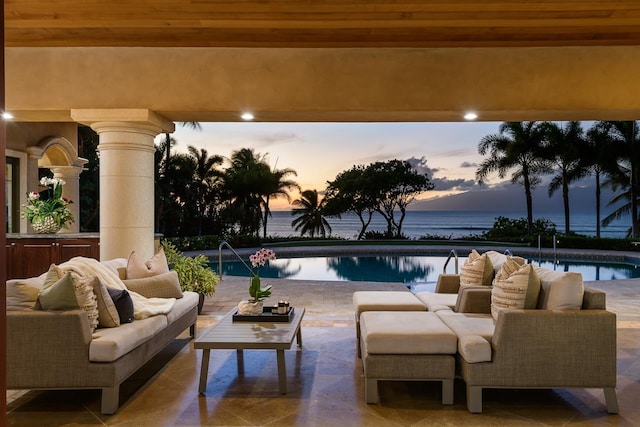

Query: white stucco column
49;166;83;233
71;109;174;260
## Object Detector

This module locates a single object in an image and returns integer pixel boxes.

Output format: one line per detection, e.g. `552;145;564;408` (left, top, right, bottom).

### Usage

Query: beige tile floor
6;275;640;426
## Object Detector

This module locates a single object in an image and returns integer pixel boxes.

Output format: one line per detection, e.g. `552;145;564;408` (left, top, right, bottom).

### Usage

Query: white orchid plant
22;177;74;229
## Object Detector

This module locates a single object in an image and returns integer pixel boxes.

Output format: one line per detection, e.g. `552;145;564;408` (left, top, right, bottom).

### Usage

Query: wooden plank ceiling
5;0;640;48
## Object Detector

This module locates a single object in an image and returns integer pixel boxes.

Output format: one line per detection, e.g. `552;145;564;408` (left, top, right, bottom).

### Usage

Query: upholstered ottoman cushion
415;292;457;312
360;311;457;355
353;291;425;320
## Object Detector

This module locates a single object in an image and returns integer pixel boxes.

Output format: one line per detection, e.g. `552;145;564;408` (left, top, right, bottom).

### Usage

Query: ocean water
266;210;630;239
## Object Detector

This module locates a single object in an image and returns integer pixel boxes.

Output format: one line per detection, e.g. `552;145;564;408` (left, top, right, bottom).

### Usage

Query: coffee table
195;307;304;395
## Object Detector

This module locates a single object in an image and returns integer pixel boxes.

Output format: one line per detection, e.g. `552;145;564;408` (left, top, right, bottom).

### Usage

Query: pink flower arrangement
248;248;276;301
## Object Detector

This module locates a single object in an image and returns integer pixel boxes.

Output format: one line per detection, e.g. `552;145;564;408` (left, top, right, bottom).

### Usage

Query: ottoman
360;311;457;405
353;291;426;357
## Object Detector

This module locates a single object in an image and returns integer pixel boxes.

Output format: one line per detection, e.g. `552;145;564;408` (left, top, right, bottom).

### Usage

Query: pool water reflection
215;255;640;283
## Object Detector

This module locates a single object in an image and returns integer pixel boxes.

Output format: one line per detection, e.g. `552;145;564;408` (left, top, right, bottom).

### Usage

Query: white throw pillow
533;266;584;310
485;250;526;274
491;261;541;321
460;249;494;288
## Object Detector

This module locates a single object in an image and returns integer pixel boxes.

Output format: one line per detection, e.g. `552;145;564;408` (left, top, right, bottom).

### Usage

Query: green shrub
162;240;217;296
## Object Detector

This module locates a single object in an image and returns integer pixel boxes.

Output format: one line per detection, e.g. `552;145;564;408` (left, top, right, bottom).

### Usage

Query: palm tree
603;121;640;238
584;122;618;238
222;148;269;236
261;167;299;238
543;121;586;236
291;189;332;238
476;121;550;233
184;145;224;236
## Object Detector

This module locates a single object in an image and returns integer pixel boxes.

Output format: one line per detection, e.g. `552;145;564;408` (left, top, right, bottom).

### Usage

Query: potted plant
22;177;74;233
162;240;217;313
238;248;276;315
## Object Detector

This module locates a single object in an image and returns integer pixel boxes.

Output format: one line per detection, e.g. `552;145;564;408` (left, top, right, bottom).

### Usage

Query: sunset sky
158;121;506;210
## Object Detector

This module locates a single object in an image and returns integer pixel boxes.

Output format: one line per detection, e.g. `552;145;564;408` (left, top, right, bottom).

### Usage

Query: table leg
276;349;287;394
198;349;211;395
296;326;303;347
236;349;244;374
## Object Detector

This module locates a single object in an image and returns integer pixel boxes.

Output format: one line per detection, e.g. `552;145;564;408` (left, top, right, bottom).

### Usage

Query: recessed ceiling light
2;112;14;120
464;112;478;120
241;112;254;121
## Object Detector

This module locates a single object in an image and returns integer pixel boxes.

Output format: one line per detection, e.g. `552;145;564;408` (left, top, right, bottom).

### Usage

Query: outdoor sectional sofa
354;250;619;414
6;257;199;414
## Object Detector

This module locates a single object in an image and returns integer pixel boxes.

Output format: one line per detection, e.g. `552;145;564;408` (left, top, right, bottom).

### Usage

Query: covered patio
7;273;640;425
3;1;640;424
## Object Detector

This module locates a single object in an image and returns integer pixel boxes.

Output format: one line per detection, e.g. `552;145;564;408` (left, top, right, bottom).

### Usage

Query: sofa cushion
101;258;128;280
414;292;457;312
166;291;199;325
352;291;425;319
491;261;541;321
123;271;183;299
485;250;526;274
90;277;120;328
361;311;457;355
108;288;134;324
460;250;494;288
90;314;168;362
126;248;170;279
533;266;584;310
436;311;495;363
38;269;80;310
6;278;42;310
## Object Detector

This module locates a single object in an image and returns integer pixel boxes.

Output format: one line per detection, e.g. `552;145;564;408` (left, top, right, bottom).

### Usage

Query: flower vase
31;216;62;234
237;300;264;316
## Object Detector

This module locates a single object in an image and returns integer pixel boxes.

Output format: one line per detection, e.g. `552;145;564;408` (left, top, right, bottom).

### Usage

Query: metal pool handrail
443;249;459;274
218;241;254;280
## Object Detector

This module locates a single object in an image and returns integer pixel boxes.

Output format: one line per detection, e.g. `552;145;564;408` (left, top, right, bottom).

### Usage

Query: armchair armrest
455;287;492;313
435;274;460;294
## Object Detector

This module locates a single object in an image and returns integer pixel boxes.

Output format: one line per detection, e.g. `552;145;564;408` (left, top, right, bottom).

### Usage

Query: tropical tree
601;121;640;237
542;121;586;235
261;167;299;238
291;189;332;238
583;122;619;238
366;160;433;237
221;148;271;237
324;164;377;239
476;121;550;233
183;145;224;236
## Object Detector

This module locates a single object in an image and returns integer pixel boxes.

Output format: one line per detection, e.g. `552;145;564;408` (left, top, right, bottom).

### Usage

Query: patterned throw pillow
126;248;170;279
459;250;494;288
491;260;541;321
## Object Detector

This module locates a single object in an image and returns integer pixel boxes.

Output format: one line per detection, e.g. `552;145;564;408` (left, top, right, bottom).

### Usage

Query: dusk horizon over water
266;210;630;240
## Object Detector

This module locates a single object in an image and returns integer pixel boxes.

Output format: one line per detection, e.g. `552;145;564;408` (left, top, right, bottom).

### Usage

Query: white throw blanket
59;257;175;320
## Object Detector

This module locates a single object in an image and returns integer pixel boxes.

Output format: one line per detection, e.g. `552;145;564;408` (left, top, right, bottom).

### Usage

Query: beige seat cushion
460;250;494;289
533;266;584;310
90;314;168;362
415;292;457;312
352;291;425;319
166;291;199;325
437;311;495;363
491;261;541;321
360;311;457;355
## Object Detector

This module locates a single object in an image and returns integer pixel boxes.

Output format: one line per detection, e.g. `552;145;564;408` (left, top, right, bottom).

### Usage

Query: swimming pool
215;254;640;283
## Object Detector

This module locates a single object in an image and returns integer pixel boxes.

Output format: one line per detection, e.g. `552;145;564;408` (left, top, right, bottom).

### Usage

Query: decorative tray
232;306;295;322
